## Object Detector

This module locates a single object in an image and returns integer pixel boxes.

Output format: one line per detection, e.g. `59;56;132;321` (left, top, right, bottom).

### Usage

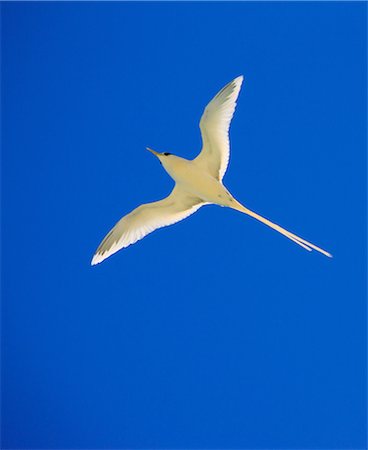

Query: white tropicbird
91;76;331;265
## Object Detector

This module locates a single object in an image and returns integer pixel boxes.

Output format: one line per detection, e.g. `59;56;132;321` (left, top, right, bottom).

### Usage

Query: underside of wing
91;186;204;265
194;76;243;181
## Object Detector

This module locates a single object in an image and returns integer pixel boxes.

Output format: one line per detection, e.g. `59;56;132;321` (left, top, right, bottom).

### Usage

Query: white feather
91;186;204;265
194;75;243;180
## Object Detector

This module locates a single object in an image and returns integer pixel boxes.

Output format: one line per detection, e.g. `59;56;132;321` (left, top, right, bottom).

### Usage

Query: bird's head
146;147;187;181
146;147;177;168
146;147;172;160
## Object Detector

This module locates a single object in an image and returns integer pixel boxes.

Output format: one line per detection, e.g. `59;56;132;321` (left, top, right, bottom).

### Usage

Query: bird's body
162;156;233;206
91;76;331;265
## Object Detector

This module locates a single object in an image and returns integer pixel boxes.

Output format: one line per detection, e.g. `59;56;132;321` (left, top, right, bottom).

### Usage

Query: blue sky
1;2;366;449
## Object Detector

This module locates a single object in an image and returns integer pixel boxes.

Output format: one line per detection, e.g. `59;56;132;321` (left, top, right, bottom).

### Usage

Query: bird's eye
163;152;171;156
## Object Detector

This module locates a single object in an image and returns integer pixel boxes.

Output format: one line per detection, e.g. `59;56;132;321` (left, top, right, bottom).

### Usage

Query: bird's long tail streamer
233;201;332;258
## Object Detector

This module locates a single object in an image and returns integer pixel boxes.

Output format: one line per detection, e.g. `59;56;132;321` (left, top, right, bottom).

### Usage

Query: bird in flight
91;76;331;265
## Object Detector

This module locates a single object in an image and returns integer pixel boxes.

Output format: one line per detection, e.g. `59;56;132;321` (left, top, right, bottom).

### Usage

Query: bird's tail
231;200;332;258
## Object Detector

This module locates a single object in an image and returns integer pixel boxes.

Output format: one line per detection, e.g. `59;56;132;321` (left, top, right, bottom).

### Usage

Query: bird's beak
146;147;160;157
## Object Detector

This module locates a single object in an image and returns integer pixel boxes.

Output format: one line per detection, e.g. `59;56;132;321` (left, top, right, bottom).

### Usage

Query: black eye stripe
163;152;171;156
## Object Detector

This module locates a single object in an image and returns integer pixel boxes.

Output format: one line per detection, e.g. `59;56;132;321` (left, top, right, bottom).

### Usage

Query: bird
91;76;331;265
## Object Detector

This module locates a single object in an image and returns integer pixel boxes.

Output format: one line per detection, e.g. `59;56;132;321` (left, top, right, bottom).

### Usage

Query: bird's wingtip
91;254;102;266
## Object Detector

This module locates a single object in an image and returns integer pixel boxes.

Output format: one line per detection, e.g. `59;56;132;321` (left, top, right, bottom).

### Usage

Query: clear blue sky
2;2;366;449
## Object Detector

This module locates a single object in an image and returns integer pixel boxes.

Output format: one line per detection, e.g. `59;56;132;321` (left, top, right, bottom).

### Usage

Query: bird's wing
91;186;205;265
194;76;243;181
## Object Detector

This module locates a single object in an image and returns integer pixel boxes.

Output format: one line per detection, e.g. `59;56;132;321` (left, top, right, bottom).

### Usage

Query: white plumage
195;76;243;180
91;186;205;266
91;76;331;265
